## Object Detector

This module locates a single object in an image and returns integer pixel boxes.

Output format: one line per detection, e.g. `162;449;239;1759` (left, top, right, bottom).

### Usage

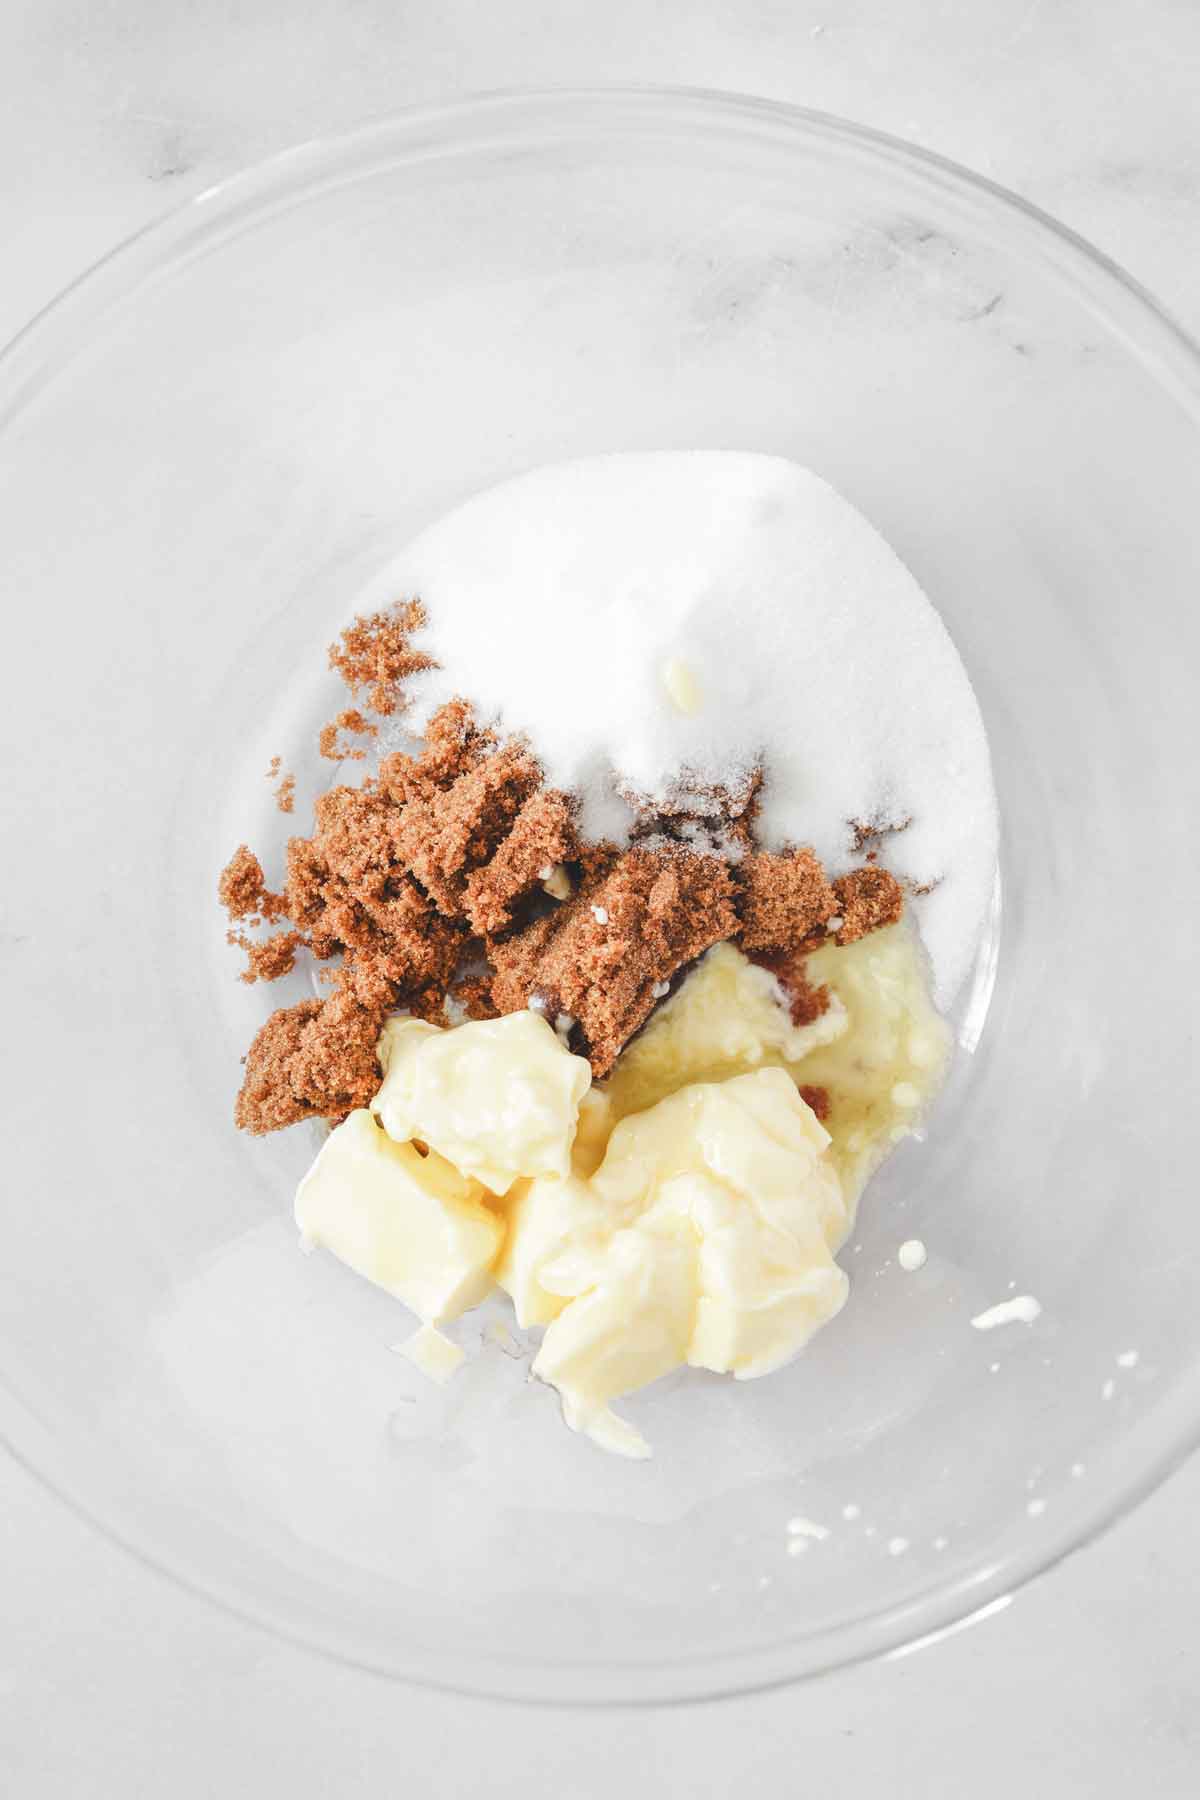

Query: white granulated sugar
375;452;998;1004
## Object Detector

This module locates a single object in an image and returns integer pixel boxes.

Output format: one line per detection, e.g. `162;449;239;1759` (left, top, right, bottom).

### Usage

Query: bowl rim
3;83;1200;1706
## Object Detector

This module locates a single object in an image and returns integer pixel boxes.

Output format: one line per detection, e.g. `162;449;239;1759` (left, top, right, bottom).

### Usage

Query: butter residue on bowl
293;924;948;1458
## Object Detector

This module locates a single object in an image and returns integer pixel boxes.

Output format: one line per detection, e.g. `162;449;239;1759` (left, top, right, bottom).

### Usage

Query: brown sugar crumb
626;769;764;857
218;845;286;924
276;772;296;814
395;696;481;790
266;755;281;781
328;600;435;715
319;708;379;762
235;991;385;1135
746;946;832;1029
462;788;579;934
798;1083;831;1123
849;813;912;854
449;974;502;1022
234;929;305;985
738;849;838;951
392;739;543;917
490;847;739;1076
832;867;904;944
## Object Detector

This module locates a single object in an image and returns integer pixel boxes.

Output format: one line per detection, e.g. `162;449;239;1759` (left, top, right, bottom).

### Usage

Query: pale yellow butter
529;1069;848;1454
294;924;947;1447
374;1011;592;1196
295;1109;502;1324
395;1322;467;1384
793;925;950;1206
605;928;948;1213
532;1212;698;1459
603;941;847;1123
493;1089;618;1327
661;656;704;716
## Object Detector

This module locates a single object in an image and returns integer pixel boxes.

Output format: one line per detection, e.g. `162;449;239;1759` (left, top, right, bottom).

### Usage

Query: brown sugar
462;789;578;934
832;867;904;944
448;974;502;1021
276;772;296;814
318;709;378;762
218;845;285;924
232;929;305;985
798;1083;831;1123
849;813;912;854
392;739;543;917
746;945;833;1029
490;847;740;1076
738;849;838;951
235;991;387;1134
328;600;435;715
221;602;909;1133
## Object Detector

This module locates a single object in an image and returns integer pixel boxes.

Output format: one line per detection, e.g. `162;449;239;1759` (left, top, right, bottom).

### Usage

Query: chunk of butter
529;1069;848;1454
603;940;848;1123
532;1214;698;1459
493;1087;619;1328
662;656;704;716
295;1108;503;1323
494;1171;617;1329
395;1322;467;1384
374;1011;592;1196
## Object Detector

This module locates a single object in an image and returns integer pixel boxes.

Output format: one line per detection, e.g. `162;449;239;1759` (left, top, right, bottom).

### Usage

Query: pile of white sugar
368;452;997;1005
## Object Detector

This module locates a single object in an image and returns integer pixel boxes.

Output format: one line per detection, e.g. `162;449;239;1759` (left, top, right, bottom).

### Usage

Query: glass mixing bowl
3;89;1199;1705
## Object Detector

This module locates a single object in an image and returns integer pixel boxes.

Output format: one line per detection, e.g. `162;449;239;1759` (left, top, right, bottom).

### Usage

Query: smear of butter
374;1010;591;1196
295;1108;502;1324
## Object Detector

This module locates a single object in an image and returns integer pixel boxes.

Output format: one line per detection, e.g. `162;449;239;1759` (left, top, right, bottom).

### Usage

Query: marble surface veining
2;2;1199;1795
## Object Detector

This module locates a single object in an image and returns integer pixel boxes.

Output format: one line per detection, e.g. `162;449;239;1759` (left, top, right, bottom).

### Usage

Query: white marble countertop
3;2;1199;1792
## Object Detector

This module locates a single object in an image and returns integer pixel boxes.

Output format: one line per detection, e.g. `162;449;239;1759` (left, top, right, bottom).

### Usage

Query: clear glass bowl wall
2;91;1199;1702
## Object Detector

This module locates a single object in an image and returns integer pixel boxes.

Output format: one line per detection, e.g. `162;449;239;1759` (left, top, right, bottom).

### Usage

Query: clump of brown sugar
832;867;904;944
218;846;285;924
221;602;909;1134
319;709;378;762
220;628;589;1130
329;600;434;715
463;789;579;934
491;846;739;1076
229;928;305;984
235;992;389;1133
738;849;839;951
